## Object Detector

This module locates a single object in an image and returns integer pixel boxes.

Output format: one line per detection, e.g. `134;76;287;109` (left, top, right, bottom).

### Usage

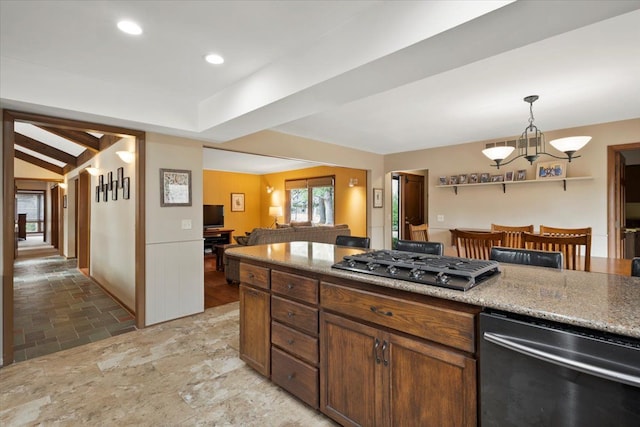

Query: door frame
2;109;146;366
607;141;640;258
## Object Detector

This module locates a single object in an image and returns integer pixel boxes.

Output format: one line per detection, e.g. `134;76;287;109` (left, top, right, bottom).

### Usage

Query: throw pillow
234;236;249;245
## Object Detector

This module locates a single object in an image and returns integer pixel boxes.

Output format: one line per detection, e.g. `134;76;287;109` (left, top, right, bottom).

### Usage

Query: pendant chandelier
482;95;591;169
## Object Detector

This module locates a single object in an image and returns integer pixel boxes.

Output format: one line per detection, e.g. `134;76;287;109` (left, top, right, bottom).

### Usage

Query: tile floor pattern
0;302;338;426
13;256;136;362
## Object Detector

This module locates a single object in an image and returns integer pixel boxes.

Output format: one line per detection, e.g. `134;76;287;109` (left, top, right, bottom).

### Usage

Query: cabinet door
320;312;383;427
387;332;477;427
239;284;270;377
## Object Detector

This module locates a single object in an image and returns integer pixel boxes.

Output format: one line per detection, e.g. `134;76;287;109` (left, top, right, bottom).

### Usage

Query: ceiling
1;1;639;174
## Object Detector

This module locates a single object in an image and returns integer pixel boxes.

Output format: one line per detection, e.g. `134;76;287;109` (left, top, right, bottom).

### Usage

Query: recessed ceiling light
204;53;224;65
117;20;142;36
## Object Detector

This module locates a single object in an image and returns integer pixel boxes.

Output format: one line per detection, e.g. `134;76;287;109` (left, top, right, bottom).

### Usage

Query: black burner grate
332;249;500;291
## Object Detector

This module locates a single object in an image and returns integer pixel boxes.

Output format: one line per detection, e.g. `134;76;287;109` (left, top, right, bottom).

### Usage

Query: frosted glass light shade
269;206;283;217
116;151;135;163
549;136;591;153
482;146;514;161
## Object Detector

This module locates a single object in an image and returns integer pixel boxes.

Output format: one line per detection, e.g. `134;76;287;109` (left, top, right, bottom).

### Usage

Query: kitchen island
227;242;640;427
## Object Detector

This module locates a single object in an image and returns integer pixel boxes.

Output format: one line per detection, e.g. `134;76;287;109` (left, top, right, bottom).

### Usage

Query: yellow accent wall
203;165;367;239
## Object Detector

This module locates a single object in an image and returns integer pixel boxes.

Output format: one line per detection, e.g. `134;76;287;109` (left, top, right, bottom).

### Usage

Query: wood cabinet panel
240;263;270;289
388;332;476;427
321;312;380;427
271;270;318;304
321;281;476;353
271;347;319;409
272;295;319;336
239;284;270;377
271;321;318;365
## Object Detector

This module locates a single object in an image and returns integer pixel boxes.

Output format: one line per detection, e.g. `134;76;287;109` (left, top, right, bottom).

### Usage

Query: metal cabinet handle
287;311;295;317
370;306;393;316
382;340;389;366
287;339;294;345
287;283;294;290
248;272;255;279
287;373;296;381
374;338;381;364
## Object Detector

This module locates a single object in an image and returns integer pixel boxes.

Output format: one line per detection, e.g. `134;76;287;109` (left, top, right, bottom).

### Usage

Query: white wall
145;132;204;326
64;178;76;258
385;119;640;257
1;117;4;365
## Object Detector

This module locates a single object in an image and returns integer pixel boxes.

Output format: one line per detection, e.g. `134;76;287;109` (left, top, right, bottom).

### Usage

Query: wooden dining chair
409;223;429;241
490;224;534;248
395;240;444;255
454;229;505;260
335;235;371;249
522;232;591;271
632;258;640;277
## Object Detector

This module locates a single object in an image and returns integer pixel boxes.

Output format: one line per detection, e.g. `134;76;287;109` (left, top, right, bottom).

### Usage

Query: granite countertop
226;242;640;339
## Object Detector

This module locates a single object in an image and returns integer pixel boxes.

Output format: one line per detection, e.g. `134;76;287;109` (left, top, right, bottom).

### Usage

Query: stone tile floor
0;302;337;426
13;255;136;362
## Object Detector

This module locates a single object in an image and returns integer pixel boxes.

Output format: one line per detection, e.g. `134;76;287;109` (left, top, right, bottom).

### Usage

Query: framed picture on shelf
458;174;468;184
160;168;192;206
123;177;130;200
515;169;527;181
537;161;567;180
480;173;490;183
231;193;245;211
504;171;514;182
469;173;479;184
373;188;383;208
439;176;447;186
491;174;504;182
449;175;458;185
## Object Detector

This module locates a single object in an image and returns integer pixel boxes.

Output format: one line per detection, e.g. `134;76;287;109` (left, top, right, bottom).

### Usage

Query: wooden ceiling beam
14;150;64;175
14;133;77;166
38;125;100;152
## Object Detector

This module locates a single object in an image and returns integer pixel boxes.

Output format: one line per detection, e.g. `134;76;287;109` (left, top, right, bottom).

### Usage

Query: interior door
77;171;90;270
618;153;626;257
400;173;425;239
51;185;59;249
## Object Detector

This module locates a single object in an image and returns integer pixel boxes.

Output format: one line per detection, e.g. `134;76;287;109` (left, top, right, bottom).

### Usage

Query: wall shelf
437;176;593;194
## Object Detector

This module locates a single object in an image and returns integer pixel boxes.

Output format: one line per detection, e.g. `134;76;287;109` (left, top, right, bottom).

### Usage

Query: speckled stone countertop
226;242;640;339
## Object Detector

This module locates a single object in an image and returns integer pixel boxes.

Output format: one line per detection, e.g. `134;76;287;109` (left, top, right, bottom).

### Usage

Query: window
16;190;45;233
285;176;334;225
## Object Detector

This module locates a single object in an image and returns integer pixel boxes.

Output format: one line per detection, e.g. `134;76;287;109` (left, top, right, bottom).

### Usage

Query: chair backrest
522;232;591;271
454;229;505;260
335;235;371;249
490;224;534;248
490;246;563;269
409;223;429;241
395;240;444;255
632;257;640;277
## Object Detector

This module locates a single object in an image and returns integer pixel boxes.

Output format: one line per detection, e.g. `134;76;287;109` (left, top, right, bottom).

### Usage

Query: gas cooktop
332;249;500;291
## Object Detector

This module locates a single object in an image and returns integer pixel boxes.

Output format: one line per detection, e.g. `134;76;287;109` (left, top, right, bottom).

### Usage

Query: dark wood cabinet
239;283;270;377
238;260;479;426
320;282;478;427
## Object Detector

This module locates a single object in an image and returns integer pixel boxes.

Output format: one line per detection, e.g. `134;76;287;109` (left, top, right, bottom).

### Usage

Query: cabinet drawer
271;347;318;409
272;321;318;365
239;263;270;289
272;270;318;304
272;296;318;336
321;282;476;353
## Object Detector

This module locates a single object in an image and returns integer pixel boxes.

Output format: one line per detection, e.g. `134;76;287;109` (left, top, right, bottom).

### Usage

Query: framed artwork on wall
123;177;130;200
103;184;108;202
108;171;113;191
160;168;192;206
117;167;124;188
231;193;245;212
95;186;100;203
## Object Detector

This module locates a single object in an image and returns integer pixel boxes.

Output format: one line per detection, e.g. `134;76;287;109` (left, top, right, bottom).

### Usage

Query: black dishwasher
480;310;640;427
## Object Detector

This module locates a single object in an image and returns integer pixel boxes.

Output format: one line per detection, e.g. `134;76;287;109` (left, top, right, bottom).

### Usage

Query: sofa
223;224;351;283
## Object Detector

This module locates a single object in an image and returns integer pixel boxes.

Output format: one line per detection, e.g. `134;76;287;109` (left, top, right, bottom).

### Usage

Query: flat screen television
203;204;224;229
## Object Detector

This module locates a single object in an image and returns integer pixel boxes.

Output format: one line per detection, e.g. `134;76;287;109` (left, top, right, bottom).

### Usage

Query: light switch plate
437;215;444;222
181;219;192;230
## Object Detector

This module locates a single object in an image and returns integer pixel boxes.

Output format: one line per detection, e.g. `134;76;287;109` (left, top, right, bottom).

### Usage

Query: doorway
391;171;427;247
607;142;640;259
